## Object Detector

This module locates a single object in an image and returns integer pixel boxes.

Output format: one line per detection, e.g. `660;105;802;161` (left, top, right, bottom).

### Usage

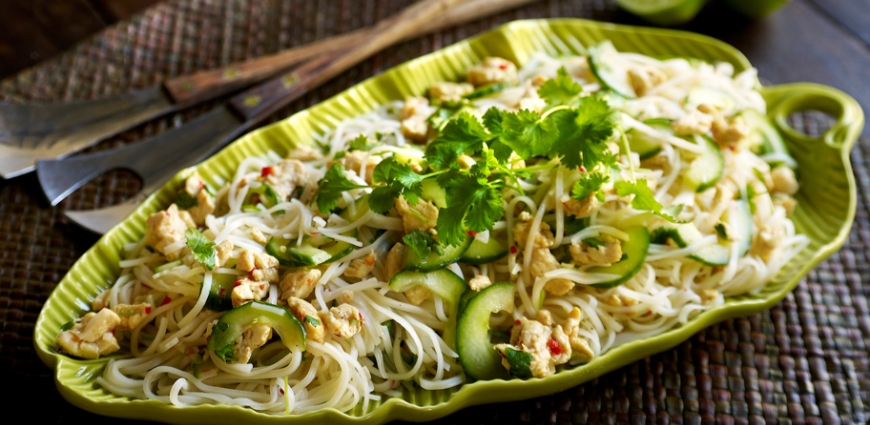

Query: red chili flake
219;288;226;297
198;181;205;191
510;246;518;254
259;284;265;291
728;146;735;151
514;319;522;326
579;166;586;173
145;306;152;315
466;230;477;237
498;63;509;70
234;280;242;287
547;338;562;356
644;311;652;317
164;211;171;217
310;231;319;236
261;166;274;177
279;388;284;395
161;296;172;306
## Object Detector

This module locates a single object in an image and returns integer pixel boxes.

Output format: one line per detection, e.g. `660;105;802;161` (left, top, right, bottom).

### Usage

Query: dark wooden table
2;0;869;424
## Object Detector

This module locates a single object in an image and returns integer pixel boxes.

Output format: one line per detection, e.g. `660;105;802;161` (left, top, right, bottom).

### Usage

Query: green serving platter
34;18;863;424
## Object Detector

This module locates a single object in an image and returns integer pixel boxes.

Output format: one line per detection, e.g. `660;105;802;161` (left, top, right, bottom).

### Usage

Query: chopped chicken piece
263;159;310;200
467;57;518;87
145;204;197;261
773;195;797;216
214;240;233;268
400;116;430;144
561;193;600;219
344;250;376;278
112;303;150;330
384;243;406;281
339;291;354;304
671;108;714;136
562;56;593;81
319;304;364;339
641;154;670;171
699;288;719;306
279;268;321;301
400;96;430;120
628;66;668;96
563;307;594;362
570;236;623;266
91;289;110;311
249;228;268;245
428;82;474;102
603;294;638;308
237;250;280;283
517;83;547;114
697;104;750;150
468;275;492;292
56;309;121;359
513;218;555;249
770;166;799;195
493;317;570;378
403;285;432;305
750;223;784;262
286;297;325;343
535;310;553;326
394;196;439;233
286;144;323;161
182;173;216;226
530;248;574;296
230;323;272;364
331;150;382;184
231;278;271;308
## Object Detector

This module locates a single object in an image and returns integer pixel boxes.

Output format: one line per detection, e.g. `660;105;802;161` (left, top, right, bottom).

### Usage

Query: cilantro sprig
185;228;217;270
314;163;368;214
614;180;685;223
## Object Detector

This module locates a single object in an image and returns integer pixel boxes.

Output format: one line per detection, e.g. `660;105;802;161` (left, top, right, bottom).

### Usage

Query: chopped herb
583;237;604;248
745;185;758;214
60;321;74;332
304;315;321;327
402;353;419;367
349;134;378;151
333;151;346;160
548;96;619;169
714;223;729;240
403;229;443;259
537;67;583;108
369;157;427;213
504;347;533;378
424;112;490;169
571;171;609;203
487;329;511;342
175;191;199;209
614;180;686;223
213;343;235;363
314;163;368;214
185;228;217;270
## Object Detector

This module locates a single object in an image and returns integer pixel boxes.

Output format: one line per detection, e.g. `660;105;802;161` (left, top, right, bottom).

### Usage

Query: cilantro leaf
314;164;368;214
175;191;199;209
504;347;533;378
583;237;604;248
657;204;686;223
500;109;559;159
367;157;426;213
714;223;729;240
349;134;377;151
549;96;618;169
424;112;490;169
571;172;610;202
213;343;235;362
537;67;583;108
402;229;443;259
185;228;217;270
304;315;321;327
373;156;425;188
615;180;661;211
437;174;504;247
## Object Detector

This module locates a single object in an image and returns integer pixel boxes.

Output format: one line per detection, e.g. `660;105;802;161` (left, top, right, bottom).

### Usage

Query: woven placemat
0;0;867;423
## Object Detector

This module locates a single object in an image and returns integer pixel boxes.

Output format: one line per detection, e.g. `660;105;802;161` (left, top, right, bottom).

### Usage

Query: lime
614;0;707;26
723;0;791;18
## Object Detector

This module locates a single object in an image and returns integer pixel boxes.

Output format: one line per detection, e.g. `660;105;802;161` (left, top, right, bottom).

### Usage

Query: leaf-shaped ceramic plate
35;18;863;424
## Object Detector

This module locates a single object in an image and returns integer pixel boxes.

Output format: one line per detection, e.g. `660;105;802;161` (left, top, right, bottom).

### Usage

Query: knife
46;0;468;234
2;0;535;180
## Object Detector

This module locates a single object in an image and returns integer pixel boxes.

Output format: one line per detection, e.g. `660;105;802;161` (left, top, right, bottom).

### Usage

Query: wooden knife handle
229;0;465;121
163;0;536;106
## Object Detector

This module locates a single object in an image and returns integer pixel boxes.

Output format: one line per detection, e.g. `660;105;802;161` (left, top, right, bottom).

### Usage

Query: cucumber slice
686;87;739;114
207;301;306;361
265;196;369;267
625;119;672;160
741;109;795;167
204;273;237;312
461;235;508;264
243;182;282;210
456;282;515;380
389;268;468;347
724;199;752;257
421;179;447;209
588;41;636;98
655;223;730;266
683;136;724;192
405;234;472;272
463;83;506;100
588;226;650;289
